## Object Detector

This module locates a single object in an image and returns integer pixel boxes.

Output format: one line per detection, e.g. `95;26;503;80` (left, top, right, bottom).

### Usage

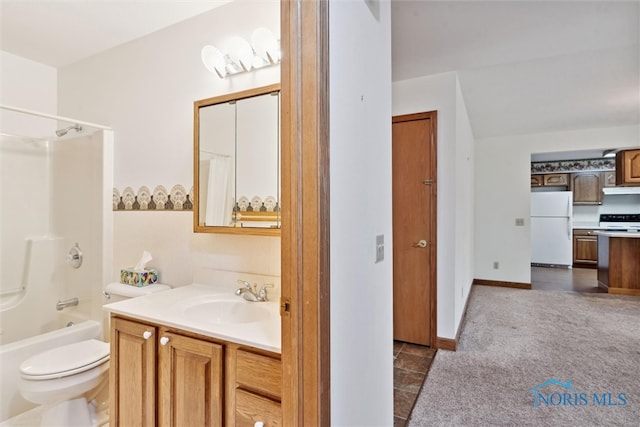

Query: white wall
454;78;475;324
392;72;475;340
0;50;57;115
474;125;640;284
330;0;394;424
57;1;282;292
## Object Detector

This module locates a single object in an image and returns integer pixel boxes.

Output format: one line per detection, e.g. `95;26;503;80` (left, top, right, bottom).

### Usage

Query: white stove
599;214;640;231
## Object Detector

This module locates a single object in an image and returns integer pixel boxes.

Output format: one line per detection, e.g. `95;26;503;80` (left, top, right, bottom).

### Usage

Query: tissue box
120;268;159;287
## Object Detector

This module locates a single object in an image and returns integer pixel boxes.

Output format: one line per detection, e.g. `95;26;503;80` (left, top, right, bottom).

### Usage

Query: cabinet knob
142;331;152;340
254;422;264;427
160;336;170;346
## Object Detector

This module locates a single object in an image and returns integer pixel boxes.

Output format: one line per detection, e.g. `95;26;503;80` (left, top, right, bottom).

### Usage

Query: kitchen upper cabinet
570;172;603;205
531;173;568;188
616;149;640;186
543;173;569;186
573;229;598;268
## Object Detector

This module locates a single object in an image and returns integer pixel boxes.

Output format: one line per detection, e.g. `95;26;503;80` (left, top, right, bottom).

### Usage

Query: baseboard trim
435;337;456;351
473;278;532;290
435;281;474;352
607;288;640;297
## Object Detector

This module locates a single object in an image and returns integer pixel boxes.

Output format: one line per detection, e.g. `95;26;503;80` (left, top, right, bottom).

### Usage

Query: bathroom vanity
104;284;281;427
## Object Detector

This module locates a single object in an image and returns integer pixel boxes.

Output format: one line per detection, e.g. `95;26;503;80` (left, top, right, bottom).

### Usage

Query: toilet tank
104;282;172;303
102;283;171;339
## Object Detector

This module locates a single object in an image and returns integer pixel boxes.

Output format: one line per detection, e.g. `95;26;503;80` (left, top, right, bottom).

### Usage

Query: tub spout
56;297;79;311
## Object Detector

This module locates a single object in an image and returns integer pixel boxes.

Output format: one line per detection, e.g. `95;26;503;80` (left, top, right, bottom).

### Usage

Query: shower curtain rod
0;104;112;131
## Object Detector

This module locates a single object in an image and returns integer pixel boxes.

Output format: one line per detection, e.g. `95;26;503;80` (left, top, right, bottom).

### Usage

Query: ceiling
0;1;230;67
1;0;639;143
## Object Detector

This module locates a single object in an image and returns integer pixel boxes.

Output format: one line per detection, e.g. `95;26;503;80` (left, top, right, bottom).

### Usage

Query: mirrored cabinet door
198;100;236;227
236;91;280;227
194;84;280;236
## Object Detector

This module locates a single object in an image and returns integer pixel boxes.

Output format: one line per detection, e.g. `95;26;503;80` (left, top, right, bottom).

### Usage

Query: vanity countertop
103;283;281;353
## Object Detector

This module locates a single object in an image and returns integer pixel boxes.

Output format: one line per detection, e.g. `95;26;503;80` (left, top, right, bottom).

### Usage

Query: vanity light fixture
201;28;281;79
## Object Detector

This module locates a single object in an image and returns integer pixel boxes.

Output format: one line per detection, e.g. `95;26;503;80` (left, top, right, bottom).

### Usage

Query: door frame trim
281;0;331;425
392;111;438;348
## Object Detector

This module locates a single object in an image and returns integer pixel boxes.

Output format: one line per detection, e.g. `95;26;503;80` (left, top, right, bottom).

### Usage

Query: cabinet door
531;175;543;187
543;173;568;186
616;149;640;186
110;317;157;427
571;172;603;205
573;230;598;266
158;331;224;427
603;171;616;187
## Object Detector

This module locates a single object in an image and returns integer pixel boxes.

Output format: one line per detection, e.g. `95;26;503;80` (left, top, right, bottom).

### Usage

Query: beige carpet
409;285;640;426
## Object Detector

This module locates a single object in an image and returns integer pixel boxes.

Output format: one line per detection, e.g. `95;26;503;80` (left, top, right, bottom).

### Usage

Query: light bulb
201;45;227;78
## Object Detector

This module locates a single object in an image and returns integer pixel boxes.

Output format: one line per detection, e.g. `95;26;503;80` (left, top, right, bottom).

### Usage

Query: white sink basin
178;298;270;325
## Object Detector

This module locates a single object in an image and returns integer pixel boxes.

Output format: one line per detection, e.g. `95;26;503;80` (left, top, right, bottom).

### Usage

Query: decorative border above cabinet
531;158;615;174
113;185;193;211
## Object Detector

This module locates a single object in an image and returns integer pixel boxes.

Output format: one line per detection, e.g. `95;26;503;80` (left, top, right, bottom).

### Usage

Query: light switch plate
375;234;384;263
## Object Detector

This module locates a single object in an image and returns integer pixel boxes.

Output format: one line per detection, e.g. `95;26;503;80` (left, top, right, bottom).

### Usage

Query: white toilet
16;282;171;425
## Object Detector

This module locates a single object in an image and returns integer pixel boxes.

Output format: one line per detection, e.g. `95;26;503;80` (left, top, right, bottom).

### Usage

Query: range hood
602;187;640;195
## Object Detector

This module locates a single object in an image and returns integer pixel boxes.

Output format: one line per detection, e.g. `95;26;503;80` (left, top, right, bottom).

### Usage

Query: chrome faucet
235;280;274;302
56;297;79;311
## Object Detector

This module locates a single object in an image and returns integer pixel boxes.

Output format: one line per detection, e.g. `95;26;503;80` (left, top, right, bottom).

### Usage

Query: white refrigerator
531;191;573;267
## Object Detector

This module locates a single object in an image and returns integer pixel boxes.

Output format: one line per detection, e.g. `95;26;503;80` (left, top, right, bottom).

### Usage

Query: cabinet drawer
573;229;597;236
235;350;281;399
235;389;282;427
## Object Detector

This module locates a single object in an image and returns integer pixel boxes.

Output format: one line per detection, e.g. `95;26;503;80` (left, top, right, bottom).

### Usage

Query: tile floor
393;341;436;427
531;266;605;293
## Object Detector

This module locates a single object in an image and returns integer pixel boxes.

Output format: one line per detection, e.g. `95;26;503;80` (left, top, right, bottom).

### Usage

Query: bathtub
0;319;103;422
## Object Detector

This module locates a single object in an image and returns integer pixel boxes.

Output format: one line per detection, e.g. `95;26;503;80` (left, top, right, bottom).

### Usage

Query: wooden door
158;331;224;427
392;112;437;346
110;317;157;427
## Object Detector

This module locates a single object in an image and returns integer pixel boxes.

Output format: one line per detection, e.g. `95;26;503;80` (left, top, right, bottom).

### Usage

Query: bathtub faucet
56;297;79;311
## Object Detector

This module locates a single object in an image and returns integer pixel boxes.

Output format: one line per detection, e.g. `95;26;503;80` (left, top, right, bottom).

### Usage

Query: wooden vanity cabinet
227;346;282;427
158;331;224;426
110;317;157;427
573;229;598;268
110;315;281;427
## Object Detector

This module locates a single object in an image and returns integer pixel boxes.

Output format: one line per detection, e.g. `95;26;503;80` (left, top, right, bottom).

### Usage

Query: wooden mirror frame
193;84;281;236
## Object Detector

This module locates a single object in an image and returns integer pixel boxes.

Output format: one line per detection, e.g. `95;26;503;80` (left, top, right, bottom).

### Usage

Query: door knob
414;240;428;248
160;337;170;346
142;331;152;340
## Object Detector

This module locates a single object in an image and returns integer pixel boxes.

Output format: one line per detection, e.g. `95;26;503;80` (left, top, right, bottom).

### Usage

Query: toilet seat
20;339;109;380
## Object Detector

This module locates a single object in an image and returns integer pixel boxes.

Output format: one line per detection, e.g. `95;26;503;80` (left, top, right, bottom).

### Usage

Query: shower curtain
203;155;233;226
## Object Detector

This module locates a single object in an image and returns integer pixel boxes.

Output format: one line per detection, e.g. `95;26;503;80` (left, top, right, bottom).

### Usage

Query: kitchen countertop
572;222;605;230
595;230;640;238
103;283;281;353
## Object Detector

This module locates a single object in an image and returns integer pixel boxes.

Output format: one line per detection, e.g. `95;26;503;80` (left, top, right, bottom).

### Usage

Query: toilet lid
20;339;110;380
